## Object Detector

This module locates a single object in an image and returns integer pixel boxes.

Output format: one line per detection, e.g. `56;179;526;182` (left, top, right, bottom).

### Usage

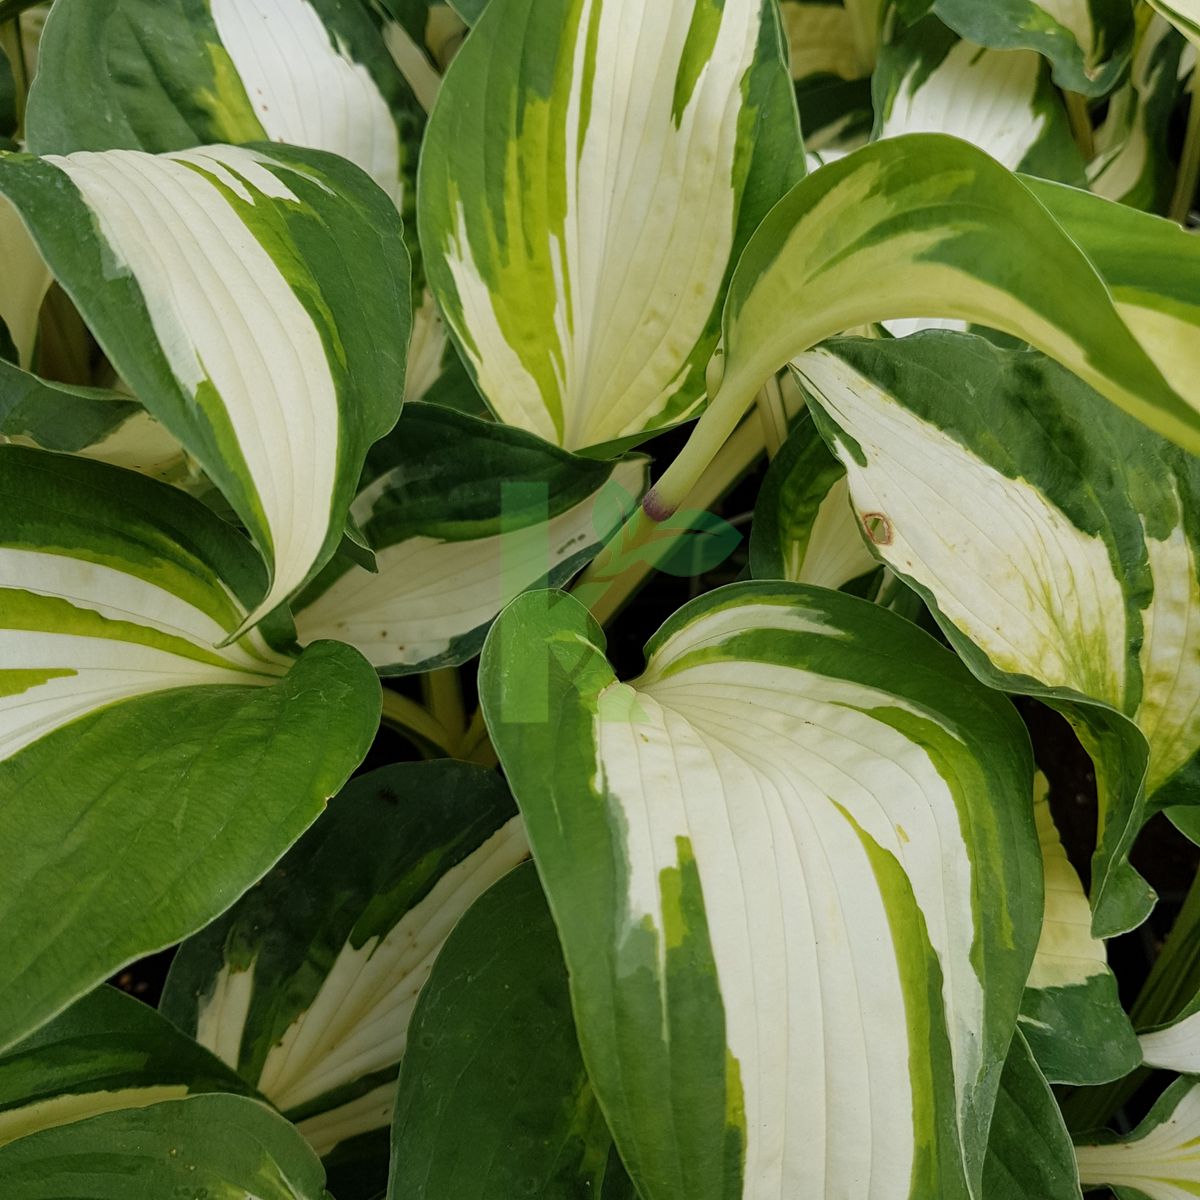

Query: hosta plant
2;0;1200;1197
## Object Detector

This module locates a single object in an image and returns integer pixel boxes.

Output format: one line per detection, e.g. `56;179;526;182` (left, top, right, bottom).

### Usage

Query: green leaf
0;144;411;631
0;276;192;482
0;1092;329;1199
25;0;423;210
161;761;524;1193
749;410;878;587
1024;176;1200;447
907;0;1135;96
794;333;1200;934
982;1030;1083;1200
480;582;1039;1200
293;404;648;674
712;134;1200;461
0;985;256;1150
446;0;487;22
1075;1076;1200;1198
1088;13;1192;211
0;357;141;454
873;16;1085;182
0;339;192;486
391;862;623;1199
1019;775;1141;1085
418;0;803;451
0;446;380;1051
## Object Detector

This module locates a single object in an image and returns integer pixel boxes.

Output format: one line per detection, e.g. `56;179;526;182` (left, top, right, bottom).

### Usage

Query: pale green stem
1065;91;1095;162
421;667;466;740
458;708;499;768
755;377;788;461
380;687;455;758
574;358;770;628
1170;83;1200;225
382;20;442;113
576;415;767;624
644;364;763;520
0;19;27;135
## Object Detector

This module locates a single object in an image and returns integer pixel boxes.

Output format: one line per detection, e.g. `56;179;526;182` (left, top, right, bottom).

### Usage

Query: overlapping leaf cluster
1;1;1200;1198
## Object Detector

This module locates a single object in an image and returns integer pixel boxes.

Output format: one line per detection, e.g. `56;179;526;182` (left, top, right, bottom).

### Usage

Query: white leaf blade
210;0;404;205
0;144;411;633
296;458;646;671
1076;1079;1200;1199
162;763;526;1165
420;0;802;450
46;147;340;629
481;584;1041;1200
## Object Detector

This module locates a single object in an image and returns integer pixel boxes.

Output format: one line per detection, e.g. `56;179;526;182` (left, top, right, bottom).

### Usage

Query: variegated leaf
294;404;648;674
793;333;1200;933
983;1031;1083;1200
1148;0;1200;44
0;239;193;481
390;862;632;1199
0;349;193;485
0;986;255;1150
874;16;1084;180
0;144;411;630
749;410;878;589
902;0;1135;96
0;357;139;456
0;445;379;1051
1019;774;1141;1084
411;347;492;419
418;0;803;451
1075;1077;1200;1199
1025;177;1200;438
26;0;422;209
0;1093;329;1199
480;583;1040;1200
679;134;1200;530
54;410;194;483
25;0;440;465
161;761;526;1193
1089;13;1193;211
868;15;1078;339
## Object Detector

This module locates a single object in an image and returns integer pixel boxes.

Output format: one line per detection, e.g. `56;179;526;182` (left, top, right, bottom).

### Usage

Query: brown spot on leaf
861;512;894;546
